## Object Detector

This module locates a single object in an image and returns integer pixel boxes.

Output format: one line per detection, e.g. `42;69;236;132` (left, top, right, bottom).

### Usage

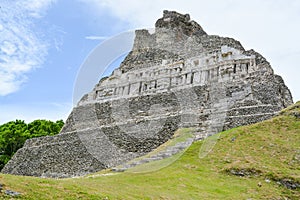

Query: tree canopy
0;119;64;170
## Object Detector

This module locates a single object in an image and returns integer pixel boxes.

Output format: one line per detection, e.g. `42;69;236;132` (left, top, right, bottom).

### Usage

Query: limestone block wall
2;90;184;177
82;45;257;105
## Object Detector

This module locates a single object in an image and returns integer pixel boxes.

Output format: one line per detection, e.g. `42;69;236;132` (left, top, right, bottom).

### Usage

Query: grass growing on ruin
0;102;299;199
124;128;194;173
129;127;194;160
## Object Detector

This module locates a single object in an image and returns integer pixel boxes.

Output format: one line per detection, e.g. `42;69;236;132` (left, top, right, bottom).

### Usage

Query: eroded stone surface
2;10;293;178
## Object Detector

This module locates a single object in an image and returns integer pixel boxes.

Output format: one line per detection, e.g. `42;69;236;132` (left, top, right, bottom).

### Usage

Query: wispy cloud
0;0;56;96
17;0;57;18
85;36;108;40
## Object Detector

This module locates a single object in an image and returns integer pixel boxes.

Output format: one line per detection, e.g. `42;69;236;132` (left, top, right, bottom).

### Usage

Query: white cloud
0;0;55;96
0;72;23;96
80;0;163;27
1;41;17;55
17;0;57;18
82;0;300;101
85;36;108;40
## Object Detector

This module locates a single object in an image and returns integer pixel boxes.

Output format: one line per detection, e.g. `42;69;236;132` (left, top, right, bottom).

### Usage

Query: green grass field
0;102;299;199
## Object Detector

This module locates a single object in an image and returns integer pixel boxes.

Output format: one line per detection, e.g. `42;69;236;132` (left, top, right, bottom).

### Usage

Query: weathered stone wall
2;10;293;178
2;131;106;178
2;91;182;177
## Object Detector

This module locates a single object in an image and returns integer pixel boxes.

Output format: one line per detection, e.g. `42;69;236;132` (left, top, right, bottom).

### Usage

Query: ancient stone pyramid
2;10;293;178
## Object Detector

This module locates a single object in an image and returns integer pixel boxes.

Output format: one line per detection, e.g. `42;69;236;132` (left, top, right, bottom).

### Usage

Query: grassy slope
0;102;299;199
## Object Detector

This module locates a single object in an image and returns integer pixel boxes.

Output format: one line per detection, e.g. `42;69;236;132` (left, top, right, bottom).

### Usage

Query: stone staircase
200;83;230;137
111;129;194;172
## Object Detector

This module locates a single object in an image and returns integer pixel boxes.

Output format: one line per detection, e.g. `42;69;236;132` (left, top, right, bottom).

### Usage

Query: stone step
111;136;194;172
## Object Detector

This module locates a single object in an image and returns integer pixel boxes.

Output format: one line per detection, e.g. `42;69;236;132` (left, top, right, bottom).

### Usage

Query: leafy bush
0;119;64;170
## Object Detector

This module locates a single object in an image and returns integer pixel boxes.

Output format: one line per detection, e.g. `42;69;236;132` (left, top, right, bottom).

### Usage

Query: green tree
0;119;64;170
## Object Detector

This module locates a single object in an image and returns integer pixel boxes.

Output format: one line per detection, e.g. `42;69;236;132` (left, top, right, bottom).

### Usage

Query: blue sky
0;0;299;124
